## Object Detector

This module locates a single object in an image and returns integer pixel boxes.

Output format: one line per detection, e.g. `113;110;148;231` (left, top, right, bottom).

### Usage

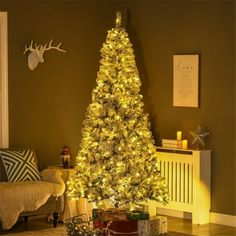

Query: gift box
92;208;127;221
116;209;127;220
93;219;105;229
106;220;138;235
127;210;150;220
138;216;168;235
92;208;104;220
103;208;127;221
102;208;115;221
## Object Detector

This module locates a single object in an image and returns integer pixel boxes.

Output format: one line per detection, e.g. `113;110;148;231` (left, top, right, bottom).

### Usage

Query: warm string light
67;12;169;208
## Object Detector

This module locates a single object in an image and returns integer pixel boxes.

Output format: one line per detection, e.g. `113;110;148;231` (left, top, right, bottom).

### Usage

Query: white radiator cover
147;147;211;225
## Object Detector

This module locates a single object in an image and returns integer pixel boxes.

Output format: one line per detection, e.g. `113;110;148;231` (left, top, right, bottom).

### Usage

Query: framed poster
173;54;199;107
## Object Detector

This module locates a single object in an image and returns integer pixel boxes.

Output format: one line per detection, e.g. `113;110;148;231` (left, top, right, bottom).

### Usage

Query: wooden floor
0;215;235;235
167;217;236;236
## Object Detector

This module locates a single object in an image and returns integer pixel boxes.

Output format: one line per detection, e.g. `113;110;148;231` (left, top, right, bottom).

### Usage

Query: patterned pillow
0;149;41;182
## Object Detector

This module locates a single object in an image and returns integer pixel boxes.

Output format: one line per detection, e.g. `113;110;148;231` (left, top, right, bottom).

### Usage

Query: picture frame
173;54;199;108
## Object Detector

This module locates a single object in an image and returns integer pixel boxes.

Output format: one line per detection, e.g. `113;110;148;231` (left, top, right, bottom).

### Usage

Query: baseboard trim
210;212;236;227
156;208;191;219
156;208;236;227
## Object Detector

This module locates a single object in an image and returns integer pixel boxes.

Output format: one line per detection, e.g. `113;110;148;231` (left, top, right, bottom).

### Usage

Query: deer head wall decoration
23;40;66;70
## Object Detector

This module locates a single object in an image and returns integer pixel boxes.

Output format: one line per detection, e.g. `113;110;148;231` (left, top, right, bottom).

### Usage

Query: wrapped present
92;208;128;229
128;210;150;220
94;208;127;221
102;208;115;221
138;216;168;235
106;220;138;235
92;208;104;220
93;219;104;229
117;209;127;220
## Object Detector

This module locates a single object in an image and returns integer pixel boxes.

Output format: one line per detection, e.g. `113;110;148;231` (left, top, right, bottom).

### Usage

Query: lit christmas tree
67;12;168;209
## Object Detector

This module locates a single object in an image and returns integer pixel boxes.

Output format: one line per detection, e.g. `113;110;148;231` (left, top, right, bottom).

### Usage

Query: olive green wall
0;0;235;216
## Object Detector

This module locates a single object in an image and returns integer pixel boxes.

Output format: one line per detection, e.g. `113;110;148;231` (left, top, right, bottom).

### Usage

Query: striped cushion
0;150;41;182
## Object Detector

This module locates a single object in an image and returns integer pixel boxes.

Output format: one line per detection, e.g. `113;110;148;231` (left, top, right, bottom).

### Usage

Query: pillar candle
177;131;182;141
182;140;188;149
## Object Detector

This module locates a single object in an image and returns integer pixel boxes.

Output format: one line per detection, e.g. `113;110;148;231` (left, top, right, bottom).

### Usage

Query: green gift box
92;208;104;220
128;211;149;220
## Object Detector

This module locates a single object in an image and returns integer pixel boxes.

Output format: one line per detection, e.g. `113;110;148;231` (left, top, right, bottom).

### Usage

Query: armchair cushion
0;169;65;230
0;149;41;182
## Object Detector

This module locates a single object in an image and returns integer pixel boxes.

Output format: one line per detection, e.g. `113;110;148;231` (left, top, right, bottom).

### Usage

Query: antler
23;41;36;54
42;40;66;53
23;41;41;54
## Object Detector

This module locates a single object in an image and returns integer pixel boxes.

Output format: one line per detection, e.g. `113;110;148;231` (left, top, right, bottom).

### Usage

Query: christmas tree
67;12;168;209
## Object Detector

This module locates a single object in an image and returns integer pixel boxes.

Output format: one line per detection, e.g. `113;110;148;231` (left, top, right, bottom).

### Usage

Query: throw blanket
0;169;65;230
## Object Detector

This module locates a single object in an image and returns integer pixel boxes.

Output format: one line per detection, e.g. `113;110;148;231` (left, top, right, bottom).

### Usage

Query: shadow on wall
126;9;160;145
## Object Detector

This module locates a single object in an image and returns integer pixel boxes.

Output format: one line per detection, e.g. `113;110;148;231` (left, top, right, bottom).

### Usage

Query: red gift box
93;219;104;229
106;220;138;235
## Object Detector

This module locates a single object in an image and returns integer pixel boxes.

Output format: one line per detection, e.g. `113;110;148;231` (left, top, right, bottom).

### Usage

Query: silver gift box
138;216;168;236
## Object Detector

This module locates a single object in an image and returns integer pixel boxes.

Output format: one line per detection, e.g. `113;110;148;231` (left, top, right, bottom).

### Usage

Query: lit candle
182;140;188;149
177;131;182;141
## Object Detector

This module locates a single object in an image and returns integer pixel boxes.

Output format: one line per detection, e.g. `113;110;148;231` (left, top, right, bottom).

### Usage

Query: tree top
116;11;122;28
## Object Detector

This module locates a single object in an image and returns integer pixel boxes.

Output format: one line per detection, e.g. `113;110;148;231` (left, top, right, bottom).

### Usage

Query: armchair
0;149;65;230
